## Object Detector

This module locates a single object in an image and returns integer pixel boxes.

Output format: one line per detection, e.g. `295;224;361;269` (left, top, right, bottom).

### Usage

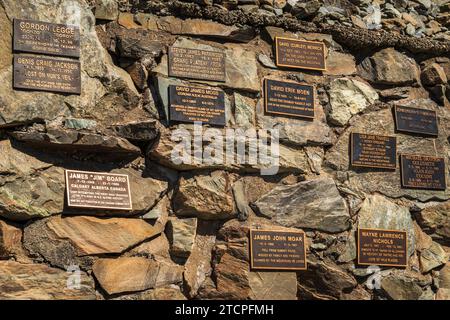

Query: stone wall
0;0;449;300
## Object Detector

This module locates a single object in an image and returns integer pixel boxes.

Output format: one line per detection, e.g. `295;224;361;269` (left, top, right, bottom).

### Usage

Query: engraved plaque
358;228;407;267
14;19;80;58
264;79;314;118
169;85;226;126
275;37;326;71
250;229;307;271
350;133;396;169
168;47;226;82
400;154;446;190
394;105;438;136
13;55;81;94
65;170;132;210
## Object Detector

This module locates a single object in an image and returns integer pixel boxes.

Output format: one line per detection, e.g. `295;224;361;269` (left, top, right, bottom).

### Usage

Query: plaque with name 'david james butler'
275;37;326;71
394;105;438;136
400;154;446;190
350;133;397;169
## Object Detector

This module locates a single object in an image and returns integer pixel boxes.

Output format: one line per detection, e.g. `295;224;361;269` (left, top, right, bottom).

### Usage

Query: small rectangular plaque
264;79;315;119
400;154;446;190
169;85;226;126
350;133;397;169
394;105;438;136
168;47;226;82
65;170;132;210
275;37;326;71
250;229;307;271
13;19;80;58
13;54;81;94
358;228;407;267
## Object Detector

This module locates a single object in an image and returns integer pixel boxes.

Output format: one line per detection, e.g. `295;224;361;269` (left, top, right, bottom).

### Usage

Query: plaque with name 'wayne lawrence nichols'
65;170;132;210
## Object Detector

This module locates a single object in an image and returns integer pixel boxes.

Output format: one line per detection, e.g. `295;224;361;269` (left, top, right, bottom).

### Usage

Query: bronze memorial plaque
14;19;80;58
394;105;438;136
250;229;307;271
169;85;226;126
350;133;397;169
358;228;407;267
65;170;132;210
168;47;226;82
264;79;315;118
400;154;446;190
13;54;81;94
275;37;326;71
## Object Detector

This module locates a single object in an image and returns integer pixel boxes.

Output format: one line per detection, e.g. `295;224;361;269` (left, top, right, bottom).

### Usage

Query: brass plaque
65;170;132;210
264;78;315;119
169;85;225;126
358;228;407;267
168;47;226;82
394;105;438;136
350;133;397;169
400;154;446;190
250;229;307;271
13;54;81;94
275;37;326;71
13;19;80;58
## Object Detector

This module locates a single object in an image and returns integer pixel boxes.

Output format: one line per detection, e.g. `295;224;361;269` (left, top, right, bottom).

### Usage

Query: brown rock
421;62;448;87
0;220;24;259
419;201;450;241
324;51;357;76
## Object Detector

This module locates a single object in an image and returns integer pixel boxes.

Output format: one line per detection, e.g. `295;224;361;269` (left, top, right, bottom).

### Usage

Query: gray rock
167;217;198;258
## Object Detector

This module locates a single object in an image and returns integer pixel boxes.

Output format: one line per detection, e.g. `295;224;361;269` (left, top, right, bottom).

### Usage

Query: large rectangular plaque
13;55;81;94
264;79;314;119
65;170;132;210
394;105;438;136
169;85;226;126
14;19;80;58
358;228;407;267
275;37;326;71
168;47;226;82
350;133;396;169
400;154;446;190
250;229;307;271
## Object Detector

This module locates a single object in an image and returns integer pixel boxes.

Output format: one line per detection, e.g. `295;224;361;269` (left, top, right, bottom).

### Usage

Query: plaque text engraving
350;133;397;169
400;154;446;190
394;105;438;136
275;37;326;71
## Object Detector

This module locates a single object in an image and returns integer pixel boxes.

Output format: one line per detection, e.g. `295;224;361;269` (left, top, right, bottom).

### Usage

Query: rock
421;62;448;86
0;261;96;299
94;0;119;21
115;286;187;300
381;273;423;300
324;51;357;75
253;178;351;233
291;0;321;19
234;93;256;129
363;4;382;29
0;220;25;260
167;217;198;258
214;252;251;299
414;224;449;273
249;272;297;300
418;201;450;241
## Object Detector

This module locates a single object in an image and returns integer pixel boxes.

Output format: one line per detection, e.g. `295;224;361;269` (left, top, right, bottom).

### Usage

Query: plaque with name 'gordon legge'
168;47;226;82
358;228;407;267
264;79;314;119
350;133;396;169
275;37;326;71
169;85;226;126
400;154;446;190
14;54;81;94
65;170;132;210
250;229;307;271
394;105;438;136
13;19;80;58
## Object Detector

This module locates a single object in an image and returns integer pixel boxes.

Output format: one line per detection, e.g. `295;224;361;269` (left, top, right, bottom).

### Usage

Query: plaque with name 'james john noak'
13;54;81;94
400;154;446;190
275;37;326;71
394;105;438;136
250;229;307;271
13;19;80;58
65;170;132;211
350;133;397;169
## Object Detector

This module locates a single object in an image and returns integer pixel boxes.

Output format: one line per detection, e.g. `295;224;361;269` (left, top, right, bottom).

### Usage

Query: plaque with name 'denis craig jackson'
65;170;132;210
14;19;80;58
351;133;397;169
358;228;407;267
264;79;315;119
250;229;307;271
169;85;226;126
14;54;81;94
400;154;446;190
394;105;438;136
275;37;326;71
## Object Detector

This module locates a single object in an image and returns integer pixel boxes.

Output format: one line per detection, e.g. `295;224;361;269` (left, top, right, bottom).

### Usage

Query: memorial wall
0;0;449;300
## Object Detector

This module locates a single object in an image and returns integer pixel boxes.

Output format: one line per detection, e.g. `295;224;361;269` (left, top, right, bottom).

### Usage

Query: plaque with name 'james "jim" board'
264;79;315;119
394;105;438;136
14;19;80;58
14;54;81;94
65;170;132;210
358;228;407;267
250;229;307;271
275;37;326;71
400;154;446;190
350;133;397;169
